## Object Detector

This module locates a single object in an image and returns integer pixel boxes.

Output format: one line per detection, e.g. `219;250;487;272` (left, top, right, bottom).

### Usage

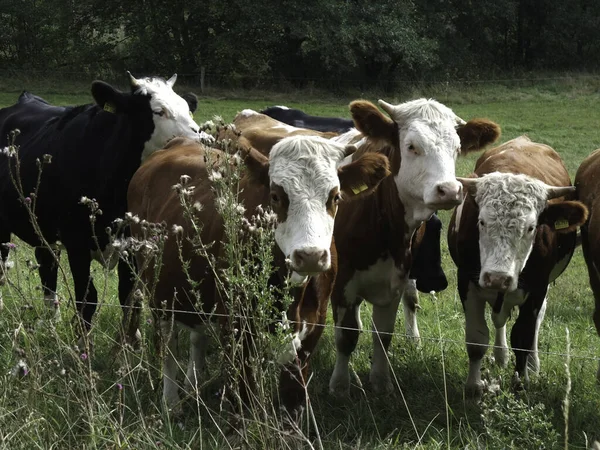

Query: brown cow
575;148;600;382
449;136;588;396
127;134;390;412
218;109;338;155
223;100;500;394
327;99;500;394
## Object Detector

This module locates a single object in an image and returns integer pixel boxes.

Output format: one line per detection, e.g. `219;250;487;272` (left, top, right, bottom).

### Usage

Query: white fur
270;135;347;274
382;98;464;221
271;123;303;133
239;109;259;117
133;76;200;161
332;128;362;146
277;321;309;364
472;172;549;292
274;105;290;110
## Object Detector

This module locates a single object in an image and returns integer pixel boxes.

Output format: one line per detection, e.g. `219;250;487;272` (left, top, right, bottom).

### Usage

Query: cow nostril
437;185;447;197
319;250;328;264
483;272;491;286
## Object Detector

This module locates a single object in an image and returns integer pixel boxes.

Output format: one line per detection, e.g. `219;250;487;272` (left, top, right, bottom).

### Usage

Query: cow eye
271;193;279;203
478;219;485;227
528;225;535;233
334;193;342;204
153;109;167;117
408;144;415;151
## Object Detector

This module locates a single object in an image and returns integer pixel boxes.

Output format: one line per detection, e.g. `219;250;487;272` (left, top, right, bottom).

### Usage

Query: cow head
458;172;588;292
350;99;500;222
91;72;200;161
244;135;390;282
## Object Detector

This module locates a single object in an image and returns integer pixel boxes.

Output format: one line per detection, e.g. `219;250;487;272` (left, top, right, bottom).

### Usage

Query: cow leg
65;246;97;340
329;303;362;395
184;324;208;392
511;288;547;386
35;246;61;318
402;279;420;341
118;253;141;347
491;298;511;368
464;281;489;397
593;272;600;382
0;230;11;287
370;290;402;394
527;295;547;373
582;226;600;381
160;319;181;411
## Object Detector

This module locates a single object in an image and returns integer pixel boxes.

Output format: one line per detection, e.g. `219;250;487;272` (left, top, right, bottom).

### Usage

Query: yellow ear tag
554;218;569;230
351;183;369;195
104;102;116;113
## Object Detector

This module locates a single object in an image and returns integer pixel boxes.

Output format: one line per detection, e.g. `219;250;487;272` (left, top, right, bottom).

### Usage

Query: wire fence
2;291;598;364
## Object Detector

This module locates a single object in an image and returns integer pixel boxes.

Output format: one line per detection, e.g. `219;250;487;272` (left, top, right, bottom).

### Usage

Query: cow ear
350;100;397;144
91;81;127;113
242;146;270;186
182;92;198;114
538;200;589;233
338;153;390;200
456;119;501;155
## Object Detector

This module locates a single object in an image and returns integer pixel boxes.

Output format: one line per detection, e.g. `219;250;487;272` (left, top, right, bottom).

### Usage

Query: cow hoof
369;372;394;395
493;346;509;367
465;381;484;400
511;372;526;392
328;374;350;396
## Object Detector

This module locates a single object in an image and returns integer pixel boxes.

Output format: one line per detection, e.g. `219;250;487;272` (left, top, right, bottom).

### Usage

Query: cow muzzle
428;180;463;209
480;271;515;292
290;247;330;275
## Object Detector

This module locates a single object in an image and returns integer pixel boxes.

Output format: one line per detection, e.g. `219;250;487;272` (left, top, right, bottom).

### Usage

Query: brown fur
575;149;600;343
349;100;398;145
448;136;585;379
456;118;501;154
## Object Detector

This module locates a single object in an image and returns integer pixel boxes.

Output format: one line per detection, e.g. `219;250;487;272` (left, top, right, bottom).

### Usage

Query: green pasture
0;82;599;449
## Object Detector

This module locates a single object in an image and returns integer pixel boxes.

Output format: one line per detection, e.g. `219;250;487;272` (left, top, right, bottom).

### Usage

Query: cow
181;92;198;115
221;109;449;295
574;148;600;382
261;105;354;133
0;72;201;340
127;135;390;412
448;136;589;397
326;99;500;394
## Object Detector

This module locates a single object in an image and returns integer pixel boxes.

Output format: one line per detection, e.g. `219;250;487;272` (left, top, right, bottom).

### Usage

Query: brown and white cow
327;99;500;394
575;148;600;381
218;109;338;155
127;135;389;411
449;136;588;396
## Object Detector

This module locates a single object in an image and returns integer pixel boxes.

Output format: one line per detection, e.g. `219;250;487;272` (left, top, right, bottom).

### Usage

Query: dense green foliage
1;0;599;89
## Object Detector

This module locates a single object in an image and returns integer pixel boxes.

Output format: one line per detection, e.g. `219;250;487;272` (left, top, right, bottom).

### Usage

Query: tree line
0;0;598;91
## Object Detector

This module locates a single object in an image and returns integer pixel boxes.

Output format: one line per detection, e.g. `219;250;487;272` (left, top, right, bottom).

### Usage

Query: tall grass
0;81;599;448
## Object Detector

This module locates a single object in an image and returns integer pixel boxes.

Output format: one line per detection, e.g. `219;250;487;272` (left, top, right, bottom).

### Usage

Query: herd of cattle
0;73;598;414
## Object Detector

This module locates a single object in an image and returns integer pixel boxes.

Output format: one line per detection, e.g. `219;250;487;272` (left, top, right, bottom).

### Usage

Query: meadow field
0;79;599;449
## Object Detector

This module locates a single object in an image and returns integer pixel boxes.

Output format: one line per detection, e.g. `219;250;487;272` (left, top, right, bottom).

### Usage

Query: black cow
0;72;201;338
261;105;355;133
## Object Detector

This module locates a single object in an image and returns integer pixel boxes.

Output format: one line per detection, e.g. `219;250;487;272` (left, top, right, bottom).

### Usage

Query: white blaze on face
268;136;346;276
380;98;464;222
132;75;200;160
474;173;548;292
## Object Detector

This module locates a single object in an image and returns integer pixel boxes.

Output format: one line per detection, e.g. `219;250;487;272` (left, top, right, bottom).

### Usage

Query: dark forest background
1;0;599;91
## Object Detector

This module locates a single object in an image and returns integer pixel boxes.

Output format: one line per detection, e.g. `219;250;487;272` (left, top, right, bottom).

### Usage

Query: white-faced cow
258;106;449;294
327;99;500;394
575;148;600;381
127;135;390;411
448;136;588;396
0;73;200;336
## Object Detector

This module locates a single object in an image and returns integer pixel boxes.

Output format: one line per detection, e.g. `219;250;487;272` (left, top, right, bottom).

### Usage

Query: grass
1;78;599;449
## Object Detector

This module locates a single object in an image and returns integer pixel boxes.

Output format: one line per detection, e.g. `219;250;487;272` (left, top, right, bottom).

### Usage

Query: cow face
350;99;500;224
244;136;389;282
129;73;201;158
458;172;588;292
377;99;464;220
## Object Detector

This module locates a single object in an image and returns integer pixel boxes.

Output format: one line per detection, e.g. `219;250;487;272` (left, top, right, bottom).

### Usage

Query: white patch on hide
277;321;309;364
